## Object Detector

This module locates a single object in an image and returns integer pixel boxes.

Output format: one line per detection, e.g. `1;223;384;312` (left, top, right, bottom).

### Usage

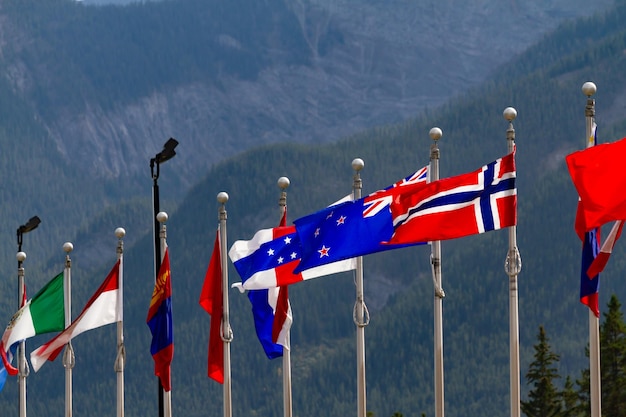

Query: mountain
0;0;615;192
1;0;626;416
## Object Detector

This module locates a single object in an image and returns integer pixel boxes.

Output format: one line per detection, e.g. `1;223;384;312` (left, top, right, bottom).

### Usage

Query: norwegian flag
388;151;516;244
363;166;428;218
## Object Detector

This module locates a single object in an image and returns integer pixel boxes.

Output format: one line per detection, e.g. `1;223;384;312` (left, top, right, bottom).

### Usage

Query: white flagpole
277;177;293;417
503;107;522;417
16;251;29;417
351;158;368;417
16;215;40;417
217;192;233;417
62;242;75;417
114;227;126;417
582;81;601;417
429;127;445;417
157;212;173;417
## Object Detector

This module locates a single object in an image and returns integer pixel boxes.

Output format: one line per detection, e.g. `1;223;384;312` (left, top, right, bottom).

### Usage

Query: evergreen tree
521;326;563;417
599;295;626;417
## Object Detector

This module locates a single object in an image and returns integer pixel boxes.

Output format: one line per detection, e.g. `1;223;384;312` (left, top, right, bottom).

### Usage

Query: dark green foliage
522;326;563;417
4;1;626;416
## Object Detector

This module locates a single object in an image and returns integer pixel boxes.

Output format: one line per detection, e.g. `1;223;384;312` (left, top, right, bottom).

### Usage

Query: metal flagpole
17;215;40;417
217;192;233;417
62;242;75;417
503;107;522;417
429;127;445;417
583;81;601;417
158;212;173;417
351;158;369;417
277;177;293;417
16;251;29;417
114;227;126;417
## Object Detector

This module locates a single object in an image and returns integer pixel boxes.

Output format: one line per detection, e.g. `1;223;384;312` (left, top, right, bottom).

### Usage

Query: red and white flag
586;220;624;278
30;261;120;372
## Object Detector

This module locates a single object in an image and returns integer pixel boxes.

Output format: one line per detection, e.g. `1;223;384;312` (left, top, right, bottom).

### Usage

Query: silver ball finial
429;127;442;141
115;227;126;239
351;158;364;171
16;252;26;262
217;192;229;204
277;177;290;190
582;82;597;97
156;212;168;223
63;242;74;253
503;107;517;122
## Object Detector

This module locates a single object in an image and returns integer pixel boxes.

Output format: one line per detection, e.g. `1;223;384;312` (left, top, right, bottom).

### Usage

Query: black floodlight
17;215;41;247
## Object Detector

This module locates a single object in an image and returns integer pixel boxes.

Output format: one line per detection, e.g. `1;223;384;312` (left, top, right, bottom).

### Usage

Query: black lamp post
16;215;40;417
149;138;178;417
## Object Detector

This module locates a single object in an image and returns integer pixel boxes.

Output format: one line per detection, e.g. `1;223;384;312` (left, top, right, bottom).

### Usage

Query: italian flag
30;261;120;372
0;272;65;375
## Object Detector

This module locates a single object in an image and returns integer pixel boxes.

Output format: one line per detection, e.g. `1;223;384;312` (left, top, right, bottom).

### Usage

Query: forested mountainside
1;0;626;416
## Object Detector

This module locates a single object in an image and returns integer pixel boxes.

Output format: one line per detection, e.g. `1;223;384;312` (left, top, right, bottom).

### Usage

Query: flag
292;166;429;273
566;136;626;232
580;228;601;317
247;210;293;359
229;226;356;290
199;229;224;383
146;249;173;392
0;272;65;375
30;261;121;372
0;344;17;393
572;122;603;317
387;151;516;244
587;221;624;278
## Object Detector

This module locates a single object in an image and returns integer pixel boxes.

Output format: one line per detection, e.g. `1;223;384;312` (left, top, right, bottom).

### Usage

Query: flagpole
351;158;368;417
16;215;40;417
429;127;445;417
503;107;522;417
277;177;293;417
62;242;75;417
114;227;126;417
217;192;233;417
582;81;601;417
158;212;173;417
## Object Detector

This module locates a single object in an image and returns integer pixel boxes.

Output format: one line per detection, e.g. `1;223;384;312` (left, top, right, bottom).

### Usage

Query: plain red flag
199;230;224;384
566;136;626;232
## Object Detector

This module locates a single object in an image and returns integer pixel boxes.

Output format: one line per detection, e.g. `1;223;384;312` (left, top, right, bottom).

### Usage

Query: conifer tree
599;294;626;417
521;326;562;417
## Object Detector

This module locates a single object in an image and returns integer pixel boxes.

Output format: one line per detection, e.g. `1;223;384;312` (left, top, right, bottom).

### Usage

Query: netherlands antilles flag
146;249;173;391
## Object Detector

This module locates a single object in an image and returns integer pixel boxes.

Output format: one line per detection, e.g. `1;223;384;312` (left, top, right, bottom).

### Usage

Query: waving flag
146;249;173;392
229;226;355;290
247;211;293;359
566;136;626;232
293;166;429;273
199;229;225;383
30;261;120;372
587;221;624;279
0;272;65;376
388;151;516;244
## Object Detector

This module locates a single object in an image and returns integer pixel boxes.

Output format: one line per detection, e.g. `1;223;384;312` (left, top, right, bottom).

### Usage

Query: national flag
587;221;624;279
580;228;601;317
247;210;293;359
572;122;602;317
0;272;65;375
565;136;626;232
199;229;224;383
30;261;121;372
146;249;173;392
387;151;516;244
292;166;429;273
0;344;17;393
229;226;356;290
